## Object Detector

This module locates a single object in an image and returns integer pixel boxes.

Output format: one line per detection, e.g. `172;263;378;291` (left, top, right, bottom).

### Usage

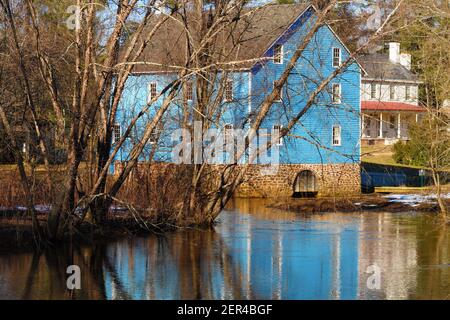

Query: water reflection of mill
0;200;449;300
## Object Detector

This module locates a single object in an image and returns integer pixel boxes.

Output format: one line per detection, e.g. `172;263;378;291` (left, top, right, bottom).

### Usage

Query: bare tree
394;0;450;218
0;0;421;243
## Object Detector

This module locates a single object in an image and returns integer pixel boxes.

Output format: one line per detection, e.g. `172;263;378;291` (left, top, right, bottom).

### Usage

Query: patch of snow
1;204;130;215
383;193;450;207
110;205;128;212
0;205;52;213
34;205;51;213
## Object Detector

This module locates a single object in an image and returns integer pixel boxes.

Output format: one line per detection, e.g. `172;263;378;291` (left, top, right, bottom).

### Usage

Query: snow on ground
0;204;127;213
384;193;450;207
7;205;51;213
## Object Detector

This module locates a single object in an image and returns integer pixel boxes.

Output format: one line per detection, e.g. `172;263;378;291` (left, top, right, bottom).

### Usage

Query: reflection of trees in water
4;213;448;300
413;222;450;300
16;244;108;300
1;227;252;299
0;244;109;299
356;214;450;300
103;230;248;299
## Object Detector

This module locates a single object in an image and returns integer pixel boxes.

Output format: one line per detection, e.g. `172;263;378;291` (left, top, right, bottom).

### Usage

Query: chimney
389;42;400;64
400;53;412;70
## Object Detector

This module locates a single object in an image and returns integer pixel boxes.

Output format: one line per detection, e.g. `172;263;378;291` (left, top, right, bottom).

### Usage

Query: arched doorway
293;170;319;198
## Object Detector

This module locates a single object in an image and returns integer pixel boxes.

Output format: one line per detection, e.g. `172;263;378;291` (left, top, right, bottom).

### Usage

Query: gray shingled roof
129;4;311;73
359;53;419;82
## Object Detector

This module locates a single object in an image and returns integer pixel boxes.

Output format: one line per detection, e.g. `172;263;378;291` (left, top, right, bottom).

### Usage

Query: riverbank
0;213;205;252
269;194;450;215
1;193;449;251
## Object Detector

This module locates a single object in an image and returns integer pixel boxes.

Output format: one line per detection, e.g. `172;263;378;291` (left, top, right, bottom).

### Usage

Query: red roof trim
362;101;426;112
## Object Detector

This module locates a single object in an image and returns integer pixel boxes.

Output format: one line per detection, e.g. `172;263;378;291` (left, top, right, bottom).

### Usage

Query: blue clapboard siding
113;6;361;170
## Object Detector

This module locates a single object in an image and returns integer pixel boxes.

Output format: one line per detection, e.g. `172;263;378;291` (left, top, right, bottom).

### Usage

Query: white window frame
224;123;234;138
149;128;158;144
112;123;121;144
273;124;283;146
148;81;158;103
273;44;284;64
150;122;163;144
273;82;283;102
332;125;342;146
225;79;234;102
370;83;377;100
332;83;341;104
405;85;411;100
389;85;396;100
332;47;341;68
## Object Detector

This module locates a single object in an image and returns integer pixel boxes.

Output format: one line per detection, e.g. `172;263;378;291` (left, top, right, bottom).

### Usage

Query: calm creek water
0;199;449;300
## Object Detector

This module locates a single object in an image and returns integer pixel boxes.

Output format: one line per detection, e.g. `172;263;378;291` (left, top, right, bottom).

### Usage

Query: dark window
333;48;341;67
332;84;341;104
225;80;233;101
273;124;283;146
405;85;411;100
149;82;157;101
371;83;377;99
113;123;121;144
274;44;283;64
390;85;396;100
185;81;193;101
389;115;396;129
150;122;163;144
224;124;234;140
332;125;341;146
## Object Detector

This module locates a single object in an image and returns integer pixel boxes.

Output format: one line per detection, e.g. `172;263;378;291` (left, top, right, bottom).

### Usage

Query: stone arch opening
293;170;319;198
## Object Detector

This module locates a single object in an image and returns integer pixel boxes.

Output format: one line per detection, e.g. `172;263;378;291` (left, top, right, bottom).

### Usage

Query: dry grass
361;145;398;166
0;169;55;207
0;163;221;226
270;195;448;214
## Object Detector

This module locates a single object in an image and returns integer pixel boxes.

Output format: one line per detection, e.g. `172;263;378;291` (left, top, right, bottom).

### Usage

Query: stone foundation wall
114;162;361;198
235;163;361;198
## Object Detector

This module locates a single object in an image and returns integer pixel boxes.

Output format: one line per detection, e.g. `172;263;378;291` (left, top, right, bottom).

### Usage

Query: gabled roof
129;4;311;73
362;101;426;112
359;53;420;83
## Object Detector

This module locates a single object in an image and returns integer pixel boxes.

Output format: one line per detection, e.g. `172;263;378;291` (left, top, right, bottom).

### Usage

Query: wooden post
397;113;401;139
362;113;366;138
379;113;383;138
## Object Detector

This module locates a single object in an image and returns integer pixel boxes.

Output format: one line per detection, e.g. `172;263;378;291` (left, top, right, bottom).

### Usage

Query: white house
360;42;425;146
